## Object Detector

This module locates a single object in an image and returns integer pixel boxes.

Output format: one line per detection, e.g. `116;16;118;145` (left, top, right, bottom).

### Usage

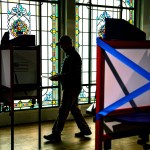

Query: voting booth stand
0;44;41;150
96;38;150;150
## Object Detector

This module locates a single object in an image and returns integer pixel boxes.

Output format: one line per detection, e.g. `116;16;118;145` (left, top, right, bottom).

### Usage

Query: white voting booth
0;36;41;150
1;46;40;97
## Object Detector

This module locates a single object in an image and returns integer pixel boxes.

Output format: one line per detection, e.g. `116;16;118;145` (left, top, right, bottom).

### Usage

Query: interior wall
0;104;91;126
141;0;150;40
65;0;75;45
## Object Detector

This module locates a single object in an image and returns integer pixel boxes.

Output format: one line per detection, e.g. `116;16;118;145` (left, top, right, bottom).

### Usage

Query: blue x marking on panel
96;38;150;120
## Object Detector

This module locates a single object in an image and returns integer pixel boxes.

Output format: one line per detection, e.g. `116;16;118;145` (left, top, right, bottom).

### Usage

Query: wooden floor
0;116;149;150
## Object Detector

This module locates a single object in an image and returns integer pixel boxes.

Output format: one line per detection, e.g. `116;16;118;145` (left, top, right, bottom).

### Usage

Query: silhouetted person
43;35;92;142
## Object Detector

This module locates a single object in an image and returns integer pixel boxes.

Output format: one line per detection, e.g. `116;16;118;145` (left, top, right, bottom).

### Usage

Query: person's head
56;35;72;53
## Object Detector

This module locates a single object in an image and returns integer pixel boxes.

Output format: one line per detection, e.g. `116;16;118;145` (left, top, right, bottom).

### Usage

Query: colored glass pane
75;5;80;49
7;4;31;38
123;0;134;8
40;2;59;107
42;88;58;107
79;87;89;103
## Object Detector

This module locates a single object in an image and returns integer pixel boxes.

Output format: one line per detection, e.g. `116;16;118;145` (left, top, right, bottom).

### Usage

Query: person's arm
49;74;60;81
49;73;68;81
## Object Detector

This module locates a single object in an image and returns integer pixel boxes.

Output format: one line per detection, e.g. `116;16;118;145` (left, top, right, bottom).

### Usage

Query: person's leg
52;89;77;133
70;93;92;137
44;89;76;141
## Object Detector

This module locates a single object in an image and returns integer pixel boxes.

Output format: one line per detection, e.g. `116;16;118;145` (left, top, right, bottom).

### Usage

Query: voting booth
1;46;40;97
96;39;150;150
0;35;41;150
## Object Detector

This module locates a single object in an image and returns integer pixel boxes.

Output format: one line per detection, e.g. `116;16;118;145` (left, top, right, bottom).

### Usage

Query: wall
0;104;91;126
141;0;150;40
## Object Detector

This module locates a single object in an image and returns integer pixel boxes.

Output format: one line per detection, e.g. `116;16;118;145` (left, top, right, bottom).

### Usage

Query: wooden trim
103;39;150;49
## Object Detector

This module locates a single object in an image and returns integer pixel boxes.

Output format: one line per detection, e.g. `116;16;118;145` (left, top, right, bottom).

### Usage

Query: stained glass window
76;0;135;104
7;4;31;38
0;0;59;110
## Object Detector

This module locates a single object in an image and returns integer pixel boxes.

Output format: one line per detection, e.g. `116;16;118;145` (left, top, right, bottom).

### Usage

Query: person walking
43;35;92;142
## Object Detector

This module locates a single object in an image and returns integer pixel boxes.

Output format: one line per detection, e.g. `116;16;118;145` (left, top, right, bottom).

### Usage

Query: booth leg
104;139;111;150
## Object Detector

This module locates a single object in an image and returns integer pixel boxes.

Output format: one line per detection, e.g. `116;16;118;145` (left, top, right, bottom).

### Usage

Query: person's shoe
75;130;92;137
43;133;61;142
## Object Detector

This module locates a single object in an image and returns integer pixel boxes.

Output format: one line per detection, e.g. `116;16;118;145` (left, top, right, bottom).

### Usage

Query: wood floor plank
0;117;149;150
